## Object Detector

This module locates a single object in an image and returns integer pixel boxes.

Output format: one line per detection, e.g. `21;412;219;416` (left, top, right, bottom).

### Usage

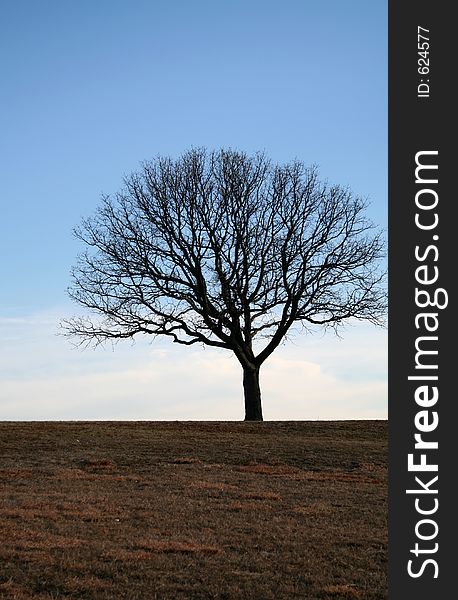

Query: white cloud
0;308;387;420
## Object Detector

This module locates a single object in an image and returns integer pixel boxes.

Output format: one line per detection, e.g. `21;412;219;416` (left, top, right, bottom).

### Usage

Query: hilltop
0;421;387;599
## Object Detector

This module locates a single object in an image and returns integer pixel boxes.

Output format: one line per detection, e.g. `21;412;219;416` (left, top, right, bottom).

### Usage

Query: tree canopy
64;148;386;420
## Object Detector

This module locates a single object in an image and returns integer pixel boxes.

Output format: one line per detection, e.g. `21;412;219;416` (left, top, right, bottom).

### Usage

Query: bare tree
63;148;386;421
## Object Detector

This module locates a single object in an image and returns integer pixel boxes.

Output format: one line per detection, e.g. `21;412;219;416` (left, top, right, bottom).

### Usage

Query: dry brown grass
0;421;387;599
322;584;362;598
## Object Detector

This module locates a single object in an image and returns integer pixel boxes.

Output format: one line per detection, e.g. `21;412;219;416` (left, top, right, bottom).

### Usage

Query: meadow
0;421;387;599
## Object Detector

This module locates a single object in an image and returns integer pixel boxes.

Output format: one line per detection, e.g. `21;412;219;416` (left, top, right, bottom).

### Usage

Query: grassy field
0;421;387;599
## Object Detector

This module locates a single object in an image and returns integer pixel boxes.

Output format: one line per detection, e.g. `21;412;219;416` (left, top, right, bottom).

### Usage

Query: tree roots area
0;421;387;599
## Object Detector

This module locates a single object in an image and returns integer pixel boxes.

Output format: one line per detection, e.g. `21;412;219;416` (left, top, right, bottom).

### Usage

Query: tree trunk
243;366;263;421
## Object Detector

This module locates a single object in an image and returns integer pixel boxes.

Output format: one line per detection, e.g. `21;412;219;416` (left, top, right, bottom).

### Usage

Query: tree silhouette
63;148;386;420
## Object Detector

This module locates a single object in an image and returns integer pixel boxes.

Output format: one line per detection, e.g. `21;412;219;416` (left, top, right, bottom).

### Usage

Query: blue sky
0;1;387;420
